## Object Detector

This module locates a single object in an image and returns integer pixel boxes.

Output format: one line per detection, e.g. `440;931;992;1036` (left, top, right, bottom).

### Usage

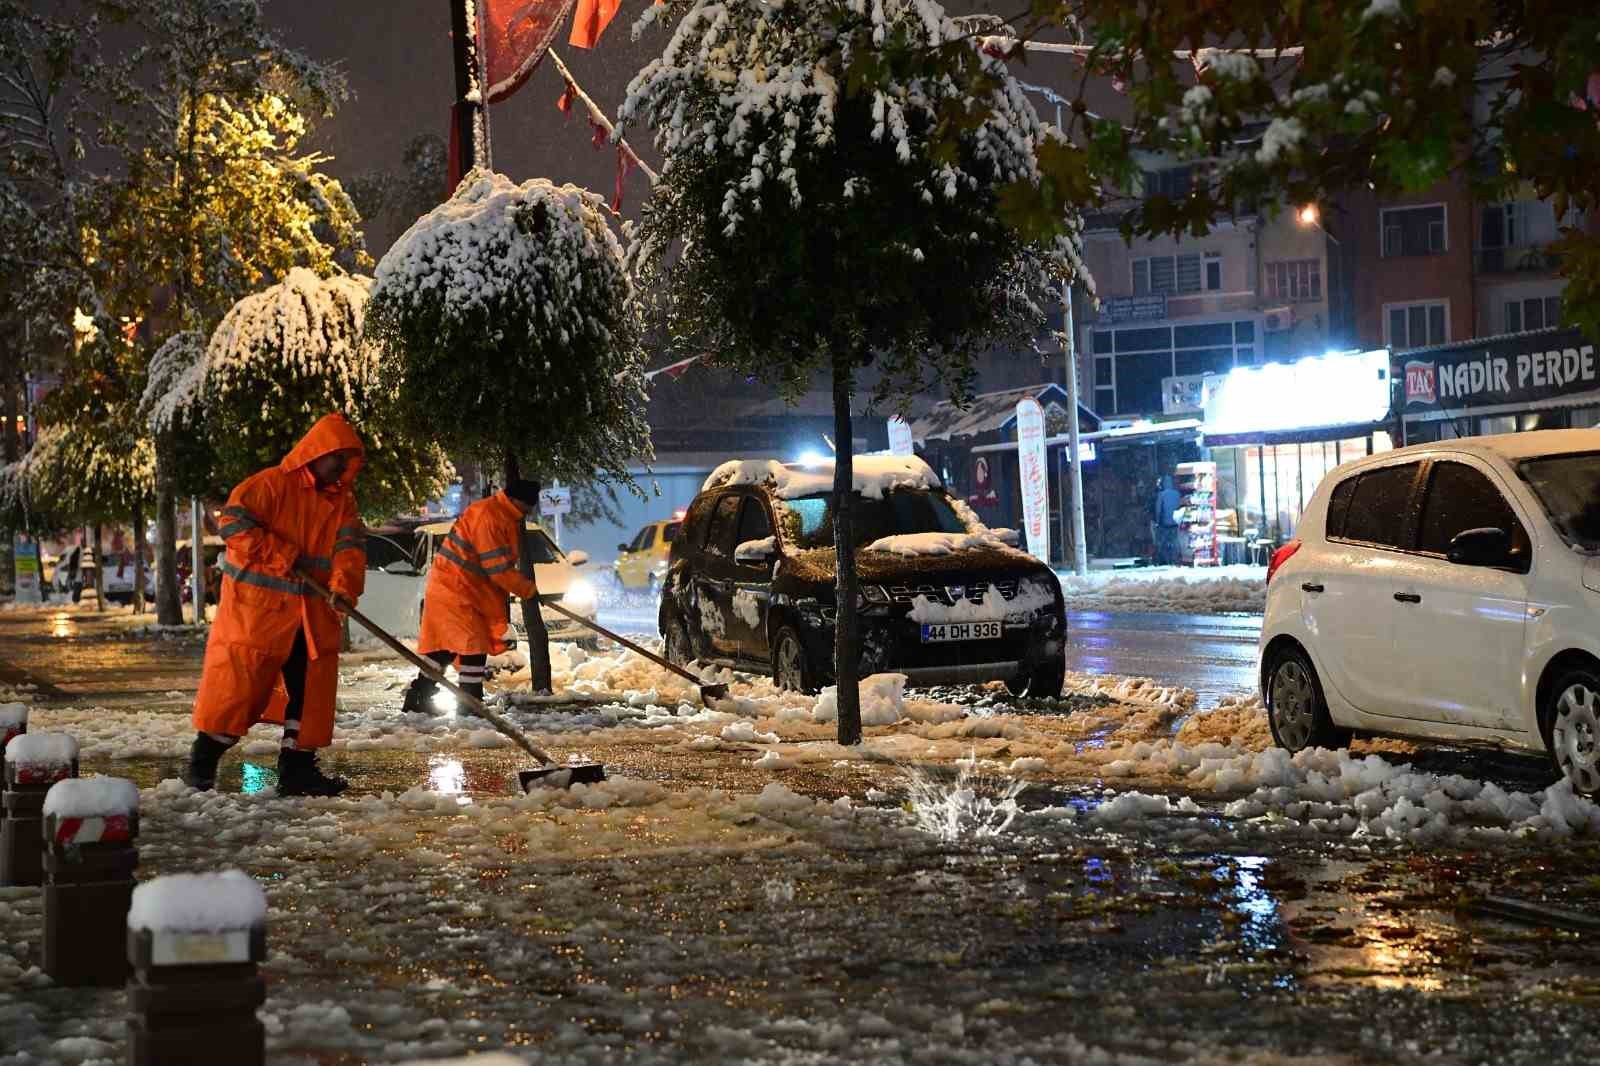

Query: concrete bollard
42;776;141;986
126;870;268;1066
1;732;78;887
0;701;26;798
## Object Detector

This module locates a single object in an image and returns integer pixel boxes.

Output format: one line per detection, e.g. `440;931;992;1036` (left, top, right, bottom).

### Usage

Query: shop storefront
1398;326;1600;442
1199;349;1396;551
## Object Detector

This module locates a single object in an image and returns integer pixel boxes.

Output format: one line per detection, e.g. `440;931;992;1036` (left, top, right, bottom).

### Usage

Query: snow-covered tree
366;170;652;489
160;269;453;524
621;0;1087;744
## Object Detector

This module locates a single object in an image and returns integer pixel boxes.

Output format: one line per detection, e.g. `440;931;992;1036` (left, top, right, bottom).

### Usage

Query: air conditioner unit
1262;306;1294;332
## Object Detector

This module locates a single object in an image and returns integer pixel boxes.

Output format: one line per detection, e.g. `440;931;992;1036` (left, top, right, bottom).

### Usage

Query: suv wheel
1547;668;1600;798
1265;645;1349;753
1006;657;1066;699
772;626;819;694
664;615;694;667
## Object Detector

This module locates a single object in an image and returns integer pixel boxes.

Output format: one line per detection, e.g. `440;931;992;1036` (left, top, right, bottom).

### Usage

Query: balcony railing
1475;243;1564;275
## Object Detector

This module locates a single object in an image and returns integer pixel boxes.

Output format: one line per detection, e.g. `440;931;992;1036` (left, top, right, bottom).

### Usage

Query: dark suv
659;459;1067;696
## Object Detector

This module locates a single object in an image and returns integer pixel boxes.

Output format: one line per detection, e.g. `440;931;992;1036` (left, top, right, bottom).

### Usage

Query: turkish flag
569;0;623;49
482;0;579;102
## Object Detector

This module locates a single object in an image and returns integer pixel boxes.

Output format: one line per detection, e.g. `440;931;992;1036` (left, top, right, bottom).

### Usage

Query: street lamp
1297;203;1341;245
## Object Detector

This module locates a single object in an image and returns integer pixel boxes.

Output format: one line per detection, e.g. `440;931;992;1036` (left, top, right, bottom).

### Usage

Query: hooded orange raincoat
417;491;538;658
192;414;367;750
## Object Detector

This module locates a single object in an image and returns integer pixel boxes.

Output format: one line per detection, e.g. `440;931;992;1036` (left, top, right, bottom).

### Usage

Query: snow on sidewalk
1057;564;1265;615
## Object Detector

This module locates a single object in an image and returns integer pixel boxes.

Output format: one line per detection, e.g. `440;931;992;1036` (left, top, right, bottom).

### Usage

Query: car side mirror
734;538;777;566
1447;527;1511;567
567;550;589;567
617;542;630;552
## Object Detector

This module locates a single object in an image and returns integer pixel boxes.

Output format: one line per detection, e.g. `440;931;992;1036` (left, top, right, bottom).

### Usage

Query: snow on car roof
702;456;943;500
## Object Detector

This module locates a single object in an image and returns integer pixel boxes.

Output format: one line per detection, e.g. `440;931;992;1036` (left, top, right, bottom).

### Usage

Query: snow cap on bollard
3;732;78;787
0;703;26;749
128;869;267;968
43;777;140;847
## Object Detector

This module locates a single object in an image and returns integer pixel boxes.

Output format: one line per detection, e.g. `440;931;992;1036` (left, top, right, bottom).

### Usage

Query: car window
786;489;968;551
1324;475;1358;540
662;521;681;544
1520;452;1600;550
524;529;561;564
627;527;650;552
365;534;419;572
681;495;716;551
1337;462;1420;548
1417;461;1528;560
734;498;772;558
703;495;742;557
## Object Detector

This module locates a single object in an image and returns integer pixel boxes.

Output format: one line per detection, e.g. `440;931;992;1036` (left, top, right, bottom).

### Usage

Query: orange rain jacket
417;491;538;658
192;414;367;750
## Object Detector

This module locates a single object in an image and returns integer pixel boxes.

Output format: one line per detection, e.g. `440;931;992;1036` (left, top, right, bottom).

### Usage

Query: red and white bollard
0;702;26;796
126;870;268;1066
1;731;78;887
43;776;141;986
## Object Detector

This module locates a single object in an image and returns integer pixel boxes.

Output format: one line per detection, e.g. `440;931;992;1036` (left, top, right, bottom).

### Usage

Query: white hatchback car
1260;429;1600;797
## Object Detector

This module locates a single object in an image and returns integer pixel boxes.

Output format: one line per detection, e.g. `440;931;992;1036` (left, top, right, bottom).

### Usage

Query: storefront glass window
1478;415;1516;436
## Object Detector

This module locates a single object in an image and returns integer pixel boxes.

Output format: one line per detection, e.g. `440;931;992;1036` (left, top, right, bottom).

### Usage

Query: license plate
920;621;1002;643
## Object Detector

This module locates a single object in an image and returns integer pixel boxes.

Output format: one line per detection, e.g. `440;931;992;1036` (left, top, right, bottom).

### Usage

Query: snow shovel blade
519;763;607;792
699;683;730;707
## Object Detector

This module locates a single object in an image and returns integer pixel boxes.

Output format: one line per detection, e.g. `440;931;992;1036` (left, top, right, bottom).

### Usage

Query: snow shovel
295;569;606;790
540;599;731;707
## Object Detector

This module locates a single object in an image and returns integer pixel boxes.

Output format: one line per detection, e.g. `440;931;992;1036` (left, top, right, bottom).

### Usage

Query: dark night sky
269;1;668;253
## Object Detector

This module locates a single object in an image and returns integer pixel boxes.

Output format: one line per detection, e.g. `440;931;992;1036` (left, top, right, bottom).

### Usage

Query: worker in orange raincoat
401;480;544;713
185;414;367;796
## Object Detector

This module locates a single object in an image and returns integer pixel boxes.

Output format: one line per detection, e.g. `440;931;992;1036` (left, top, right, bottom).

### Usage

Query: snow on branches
141;332;207;436
366;169;649;485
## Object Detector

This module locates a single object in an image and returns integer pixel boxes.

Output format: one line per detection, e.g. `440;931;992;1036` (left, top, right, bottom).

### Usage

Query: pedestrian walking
184;414;367;796
401;481;545;713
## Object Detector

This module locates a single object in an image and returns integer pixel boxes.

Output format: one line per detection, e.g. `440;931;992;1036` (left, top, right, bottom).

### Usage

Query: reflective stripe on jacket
417;492;538;658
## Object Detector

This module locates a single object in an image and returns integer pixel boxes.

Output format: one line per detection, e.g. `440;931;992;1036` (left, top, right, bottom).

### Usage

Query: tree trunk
132;502;147;616
91;523;105;611
1;367;17;464
831;356;862;746
153;438;183;625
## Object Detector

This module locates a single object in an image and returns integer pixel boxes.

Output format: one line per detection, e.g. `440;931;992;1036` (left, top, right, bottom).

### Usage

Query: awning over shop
912;382;1100;443
970;417;1202;455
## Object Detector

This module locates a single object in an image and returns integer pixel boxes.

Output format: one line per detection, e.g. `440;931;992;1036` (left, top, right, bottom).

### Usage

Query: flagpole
450;0;490;173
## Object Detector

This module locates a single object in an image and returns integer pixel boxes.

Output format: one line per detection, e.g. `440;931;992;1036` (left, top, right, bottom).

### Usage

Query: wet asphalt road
600;603;1264;705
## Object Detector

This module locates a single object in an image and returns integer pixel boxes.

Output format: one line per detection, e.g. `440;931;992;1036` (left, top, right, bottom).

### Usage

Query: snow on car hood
860;530;1012;557
702;456;942;500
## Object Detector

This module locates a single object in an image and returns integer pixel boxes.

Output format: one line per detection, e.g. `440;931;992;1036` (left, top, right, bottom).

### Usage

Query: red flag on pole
569;0;623;49
481;0;580;102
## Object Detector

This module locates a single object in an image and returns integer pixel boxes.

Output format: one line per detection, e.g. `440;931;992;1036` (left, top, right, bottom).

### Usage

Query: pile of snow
1066;672;1197;711
1174;693;1272;749
128;869;267;932
862;530;1011;557
813;674;908;726
43;776;140;817
4;732;78;770
1058;565;1265;615
908;579;1056;624
702;455;942;500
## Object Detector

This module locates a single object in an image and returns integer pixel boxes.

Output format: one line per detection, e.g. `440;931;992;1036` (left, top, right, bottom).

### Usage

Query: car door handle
1300;582;1324;593
1393;592;1422;604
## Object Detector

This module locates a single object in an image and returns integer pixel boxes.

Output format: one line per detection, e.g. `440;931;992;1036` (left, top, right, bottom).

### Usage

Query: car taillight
1266;540;1302;585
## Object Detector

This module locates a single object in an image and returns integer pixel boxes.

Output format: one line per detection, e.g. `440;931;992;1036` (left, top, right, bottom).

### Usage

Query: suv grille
885;580;1020;606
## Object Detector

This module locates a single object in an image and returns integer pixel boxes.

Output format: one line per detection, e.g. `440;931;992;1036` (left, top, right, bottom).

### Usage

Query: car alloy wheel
774;631;805;691
1552;681;1600;797
1269;656;1317;752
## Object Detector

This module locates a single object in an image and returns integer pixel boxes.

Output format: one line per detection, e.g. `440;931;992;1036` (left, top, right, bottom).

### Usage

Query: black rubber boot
182;733;232;791
277;749;349;797
401;676;438;715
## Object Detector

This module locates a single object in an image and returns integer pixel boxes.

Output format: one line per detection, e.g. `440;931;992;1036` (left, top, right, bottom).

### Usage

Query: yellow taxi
614;513;684;591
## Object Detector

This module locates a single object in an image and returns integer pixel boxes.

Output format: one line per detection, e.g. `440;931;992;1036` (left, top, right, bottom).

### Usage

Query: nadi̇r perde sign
1402;327;1599;413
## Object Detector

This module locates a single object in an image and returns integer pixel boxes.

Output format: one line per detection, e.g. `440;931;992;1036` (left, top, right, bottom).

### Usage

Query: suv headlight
562;577;597;613
860;584;890;606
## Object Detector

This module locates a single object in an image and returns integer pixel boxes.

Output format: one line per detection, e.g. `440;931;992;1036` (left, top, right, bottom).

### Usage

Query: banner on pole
482;0;580;102
886;417;914;456
1015;399;1050;563
12;534;42;604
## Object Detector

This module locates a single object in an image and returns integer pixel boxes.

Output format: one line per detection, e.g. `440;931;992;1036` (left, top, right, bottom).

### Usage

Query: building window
1380;204;1447;258
1384;300;1448;350
1087;318;1259;415
1142;167;1193;201
1132;253;1221;296
1264;260;1322;303
1505;295;1561;333
1479;200;1581;272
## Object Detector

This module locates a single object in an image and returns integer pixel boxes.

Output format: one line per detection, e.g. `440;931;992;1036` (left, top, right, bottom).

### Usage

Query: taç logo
1405;360;1437;405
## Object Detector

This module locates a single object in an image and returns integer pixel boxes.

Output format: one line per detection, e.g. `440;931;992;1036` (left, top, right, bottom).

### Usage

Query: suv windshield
1519;453;1600;550
785;490;968;551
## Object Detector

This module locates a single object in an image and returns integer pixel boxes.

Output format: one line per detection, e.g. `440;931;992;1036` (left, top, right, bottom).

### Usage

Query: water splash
902;756;1026;842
